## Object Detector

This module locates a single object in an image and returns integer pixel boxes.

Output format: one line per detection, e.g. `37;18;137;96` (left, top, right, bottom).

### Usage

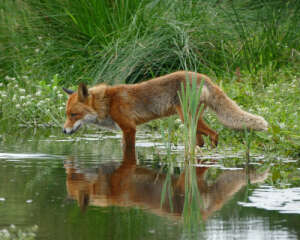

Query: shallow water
0;129;299;240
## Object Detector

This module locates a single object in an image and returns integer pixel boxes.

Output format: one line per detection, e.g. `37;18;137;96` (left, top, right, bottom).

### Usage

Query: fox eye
70;113;78;118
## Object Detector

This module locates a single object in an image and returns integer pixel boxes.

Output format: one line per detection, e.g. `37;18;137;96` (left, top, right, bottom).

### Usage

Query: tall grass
225;1;300;79
179;72;203;161
1;0;300;85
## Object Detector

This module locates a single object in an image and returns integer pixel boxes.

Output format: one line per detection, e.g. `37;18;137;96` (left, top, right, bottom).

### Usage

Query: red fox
63;71;268;157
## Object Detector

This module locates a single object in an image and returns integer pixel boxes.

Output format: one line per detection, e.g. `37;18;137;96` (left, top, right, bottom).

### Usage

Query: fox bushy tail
202;81;268;131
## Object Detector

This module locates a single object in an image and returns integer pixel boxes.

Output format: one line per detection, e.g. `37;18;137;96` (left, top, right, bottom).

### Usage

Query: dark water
0;129;299;240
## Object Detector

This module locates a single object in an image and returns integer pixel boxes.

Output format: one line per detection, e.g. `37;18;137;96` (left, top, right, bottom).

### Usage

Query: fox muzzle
63;120;82;134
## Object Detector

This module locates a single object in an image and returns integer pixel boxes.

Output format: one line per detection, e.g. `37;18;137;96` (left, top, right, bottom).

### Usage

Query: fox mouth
63;121;82;134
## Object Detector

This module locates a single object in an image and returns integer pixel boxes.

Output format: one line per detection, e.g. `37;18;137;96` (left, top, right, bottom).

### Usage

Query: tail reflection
64;156;268;220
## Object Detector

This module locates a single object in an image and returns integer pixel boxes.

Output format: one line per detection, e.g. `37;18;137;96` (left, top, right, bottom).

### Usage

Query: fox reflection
64;157;268;220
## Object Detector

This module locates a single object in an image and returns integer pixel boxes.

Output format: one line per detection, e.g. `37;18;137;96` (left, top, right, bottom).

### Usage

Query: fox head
62;83;98;134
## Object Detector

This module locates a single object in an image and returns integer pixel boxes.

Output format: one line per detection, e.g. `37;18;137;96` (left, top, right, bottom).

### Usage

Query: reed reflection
64;155;268;220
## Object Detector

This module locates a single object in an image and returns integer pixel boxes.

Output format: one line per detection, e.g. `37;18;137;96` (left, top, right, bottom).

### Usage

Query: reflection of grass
182;165;203;232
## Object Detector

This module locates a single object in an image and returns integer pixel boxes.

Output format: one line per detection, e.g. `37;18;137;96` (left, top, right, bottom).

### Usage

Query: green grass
0;0;299;157
179;72;203;161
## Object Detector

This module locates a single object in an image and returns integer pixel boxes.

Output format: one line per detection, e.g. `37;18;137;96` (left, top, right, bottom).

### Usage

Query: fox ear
63;87;74;95
78;83;89;102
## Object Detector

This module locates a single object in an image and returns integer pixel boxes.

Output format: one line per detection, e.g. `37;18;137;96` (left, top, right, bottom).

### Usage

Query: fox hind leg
176;105;218;147
196;117;218;147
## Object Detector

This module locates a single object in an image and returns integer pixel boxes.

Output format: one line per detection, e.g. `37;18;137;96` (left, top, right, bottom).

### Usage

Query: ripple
238;185;300;214
0;153;62;160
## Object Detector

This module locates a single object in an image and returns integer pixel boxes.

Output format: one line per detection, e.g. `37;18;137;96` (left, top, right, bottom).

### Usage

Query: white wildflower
35;48;40;53
36;91;42;96
38;36;43;40
0;229;10;238
32;225;38;231
20;96;26;100
58;94;63;98
37;100;45;106
59;106;64;111
53;86;57;91
16;104;21;109
5;76;10;80
175;118;182;124
22;75;29;80
10;224;16;229
19;88;26;93
0;83;3;87
278;122;286;129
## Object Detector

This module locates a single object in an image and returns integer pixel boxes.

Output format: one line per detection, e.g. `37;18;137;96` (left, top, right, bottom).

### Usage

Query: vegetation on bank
0;0;299;157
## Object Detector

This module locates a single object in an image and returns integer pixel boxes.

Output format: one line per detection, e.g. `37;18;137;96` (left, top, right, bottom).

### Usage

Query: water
0;128;299;240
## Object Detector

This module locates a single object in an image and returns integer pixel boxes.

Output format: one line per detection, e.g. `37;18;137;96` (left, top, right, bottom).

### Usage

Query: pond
0;128;299;240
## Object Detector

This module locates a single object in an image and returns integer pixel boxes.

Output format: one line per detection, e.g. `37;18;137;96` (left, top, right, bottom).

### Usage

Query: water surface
0;129;299;239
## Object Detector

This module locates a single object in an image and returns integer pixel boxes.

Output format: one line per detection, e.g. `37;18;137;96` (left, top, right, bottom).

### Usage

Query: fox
62;71;268;157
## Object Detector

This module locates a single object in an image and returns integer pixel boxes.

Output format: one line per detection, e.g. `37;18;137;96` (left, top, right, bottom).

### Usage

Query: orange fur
63;71;268;158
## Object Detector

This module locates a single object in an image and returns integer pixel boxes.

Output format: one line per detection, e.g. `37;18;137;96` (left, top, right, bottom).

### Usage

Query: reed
178;73;204;228
179;72;204;161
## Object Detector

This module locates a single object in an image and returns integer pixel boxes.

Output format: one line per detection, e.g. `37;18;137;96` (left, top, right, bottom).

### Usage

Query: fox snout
63;127;76;134
63;119;82;134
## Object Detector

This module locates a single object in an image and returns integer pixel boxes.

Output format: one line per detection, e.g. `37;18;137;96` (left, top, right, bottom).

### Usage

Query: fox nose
62;128;71;134
63;128;74;134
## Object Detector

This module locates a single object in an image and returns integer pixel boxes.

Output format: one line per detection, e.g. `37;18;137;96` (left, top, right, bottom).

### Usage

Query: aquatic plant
178;72;204;162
